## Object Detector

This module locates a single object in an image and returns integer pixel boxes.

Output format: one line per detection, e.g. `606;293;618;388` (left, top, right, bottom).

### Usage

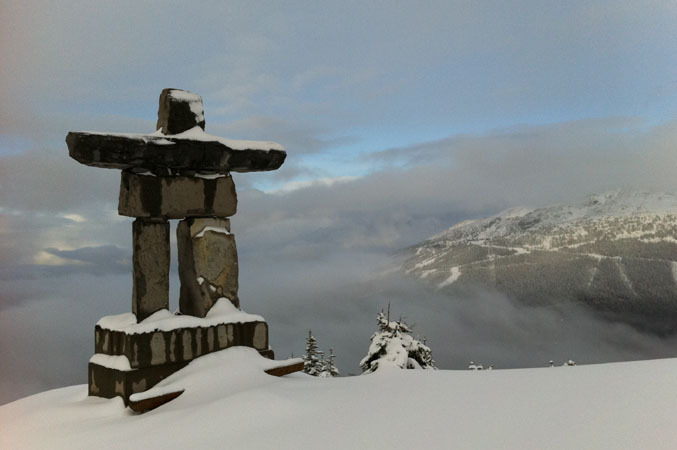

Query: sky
2;0;677;404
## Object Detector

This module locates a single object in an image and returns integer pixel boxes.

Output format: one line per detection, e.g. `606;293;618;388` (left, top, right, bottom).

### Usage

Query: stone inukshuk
67;89;286;404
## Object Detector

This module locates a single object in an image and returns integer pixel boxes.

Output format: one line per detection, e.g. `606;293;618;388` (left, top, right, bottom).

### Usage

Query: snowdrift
2;347;676;450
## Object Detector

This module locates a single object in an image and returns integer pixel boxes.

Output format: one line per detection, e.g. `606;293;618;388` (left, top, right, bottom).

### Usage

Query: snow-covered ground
2;347;676;450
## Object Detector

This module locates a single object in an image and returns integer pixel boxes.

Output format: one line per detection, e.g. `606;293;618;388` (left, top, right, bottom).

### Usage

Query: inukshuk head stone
67;89;286;321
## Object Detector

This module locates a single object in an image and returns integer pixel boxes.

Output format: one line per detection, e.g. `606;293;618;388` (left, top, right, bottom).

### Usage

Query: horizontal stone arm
66;131;286;173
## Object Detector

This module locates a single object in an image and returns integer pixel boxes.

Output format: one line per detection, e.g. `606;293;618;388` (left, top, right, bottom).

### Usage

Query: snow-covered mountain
402;190;677;334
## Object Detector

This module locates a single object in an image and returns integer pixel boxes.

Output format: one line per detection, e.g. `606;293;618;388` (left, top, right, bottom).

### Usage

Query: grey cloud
231;119;677;258
0;244;130;284
0;273;132;404
211;116;359;155
4;1;675;141
0;262;127;283
363;118;677;209
10;245;134;280
0;111;156;147
1;148;120;212
44;245;129;266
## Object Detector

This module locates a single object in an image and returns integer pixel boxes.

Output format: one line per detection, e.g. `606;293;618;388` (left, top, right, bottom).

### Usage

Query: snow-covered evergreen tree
303;331;340;377
360;310;437;374
468;362;483;370
327;348;340;377
302;330;323;376
318;348;340;377
468;361;494;370
316;350;325;374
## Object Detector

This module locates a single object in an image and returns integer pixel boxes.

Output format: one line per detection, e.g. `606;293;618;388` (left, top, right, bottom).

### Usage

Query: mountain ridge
402;190;677;334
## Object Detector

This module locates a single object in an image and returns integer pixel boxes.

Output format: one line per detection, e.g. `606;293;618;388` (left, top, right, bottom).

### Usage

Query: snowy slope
403;190;677;333
428;189;677;245
2;347;676;450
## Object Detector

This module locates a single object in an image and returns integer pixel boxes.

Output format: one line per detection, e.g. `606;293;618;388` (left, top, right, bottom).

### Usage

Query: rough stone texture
177;218;239;317
66;132;287;173
132;219;170;321
94;321;269;368
156;88;205;135
88;361;188;405
118;172;237;219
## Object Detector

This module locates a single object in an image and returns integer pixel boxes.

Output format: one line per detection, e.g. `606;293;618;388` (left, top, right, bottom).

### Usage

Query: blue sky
2;0;677;403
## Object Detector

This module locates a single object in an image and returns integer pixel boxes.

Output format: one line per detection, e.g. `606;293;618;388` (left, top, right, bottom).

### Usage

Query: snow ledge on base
96;299;264;334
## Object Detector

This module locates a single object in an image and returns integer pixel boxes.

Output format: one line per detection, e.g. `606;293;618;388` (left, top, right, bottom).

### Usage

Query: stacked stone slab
177;217;240;315
67;88;286;405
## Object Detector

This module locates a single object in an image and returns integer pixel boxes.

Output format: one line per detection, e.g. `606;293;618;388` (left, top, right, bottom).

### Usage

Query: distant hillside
402;190;677;334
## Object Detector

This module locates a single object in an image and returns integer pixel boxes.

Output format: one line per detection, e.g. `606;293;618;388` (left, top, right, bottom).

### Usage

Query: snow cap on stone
157;88;206;135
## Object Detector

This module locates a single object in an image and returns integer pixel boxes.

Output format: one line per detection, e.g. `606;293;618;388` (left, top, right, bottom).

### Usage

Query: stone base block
88;361;188;405
89;346;274;405
95;321;269;368
119;171;237;219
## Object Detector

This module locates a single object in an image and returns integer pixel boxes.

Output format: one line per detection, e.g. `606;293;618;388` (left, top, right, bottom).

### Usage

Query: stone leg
132;218;170;321
177;217;239;317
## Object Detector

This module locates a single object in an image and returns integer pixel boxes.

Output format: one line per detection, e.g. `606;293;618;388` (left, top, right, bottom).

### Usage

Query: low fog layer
240;250;677;374
4;246;677;405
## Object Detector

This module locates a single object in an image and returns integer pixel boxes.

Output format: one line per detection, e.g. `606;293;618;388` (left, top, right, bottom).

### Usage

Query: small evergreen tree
302;330;322;376
360;309;437;374
303;331;340;377
316;350;325;374
318;348;340;378
468;361;494;370
327;348;340;377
